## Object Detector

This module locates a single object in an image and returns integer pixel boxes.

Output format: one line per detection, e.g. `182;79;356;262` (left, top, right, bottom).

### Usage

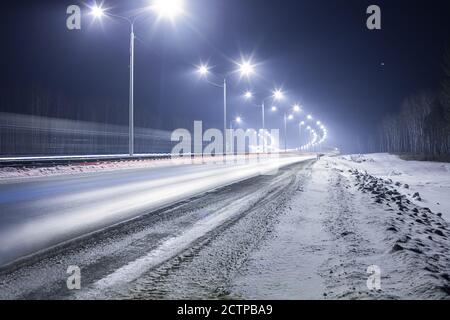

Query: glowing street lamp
238;60;255;77
242;87;284;153
244;90;253;99
197;59;255;155
198;64;209;76
293;104;301;113
307;114;313;120
230;116;242;130
90;0;185;156
273;89;284;100
153;0;185;20
90;4;105;19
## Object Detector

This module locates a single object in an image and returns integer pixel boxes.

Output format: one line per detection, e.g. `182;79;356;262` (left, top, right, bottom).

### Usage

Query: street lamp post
197;61;254;156
197;69;228;155
129;23;135;156
284;113;288;152
299;121;305;150
90;1;184;157
283;113;294;152
306;126;312;152
223;78;227;154
243;89;284;153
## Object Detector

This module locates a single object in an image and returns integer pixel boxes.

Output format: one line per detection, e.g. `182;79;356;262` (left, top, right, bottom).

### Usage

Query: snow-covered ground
232;154;450;299
336;153;450;222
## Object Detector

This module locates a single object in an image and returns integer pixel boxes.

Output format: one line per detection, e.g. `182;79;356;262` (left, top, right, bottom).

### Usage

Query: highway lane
0;155;314;268
0;158;315;299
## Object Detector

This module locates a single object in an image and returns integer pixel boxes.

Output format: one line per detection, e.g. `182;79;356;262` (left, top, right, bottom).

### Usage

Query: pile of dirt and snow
335;153;450;222
348;168;450;296
341;154;375;163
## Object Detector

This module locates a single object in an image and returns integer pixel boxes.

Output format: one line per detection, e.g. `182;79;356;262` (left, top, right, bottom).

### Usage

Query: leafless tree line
377;48;450;159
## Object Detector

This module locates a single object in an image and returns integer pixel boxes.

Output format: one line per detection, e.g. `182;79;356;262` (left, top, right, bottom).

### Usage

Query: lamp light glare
238;60;255;76
153;0;184;19
91;4;105;18
198;64;209;76
273;89;284;100
244;91;253;99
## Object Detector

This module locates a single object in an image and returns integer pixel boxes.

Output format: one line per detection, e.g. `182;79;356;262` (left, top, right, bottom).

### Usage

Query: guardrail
0;154;174;168
0;152;312;168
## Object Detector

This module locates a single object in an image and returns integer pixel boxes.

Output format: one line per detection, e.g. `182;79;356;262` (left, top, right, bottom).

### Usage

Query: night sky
1;0;450;152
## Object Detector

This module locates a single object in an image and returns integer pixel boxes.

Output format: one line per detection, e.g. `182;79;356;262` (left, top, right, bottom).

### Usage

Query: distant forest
375;45;450;161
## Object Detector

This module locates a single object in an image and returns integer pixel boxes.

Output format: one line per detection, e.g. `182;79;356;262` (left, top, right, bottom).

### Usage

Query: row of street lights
198;61;326;153
89;0;327;155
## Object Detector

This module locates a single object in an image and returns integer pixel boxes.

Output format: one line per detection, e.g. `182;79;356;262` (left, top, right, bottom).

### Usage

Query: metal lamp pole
199;76;227;156
261;101;266;153
284;113;287;152
243;95;276;153
199;62;254;156
223;79;227;156
298;124;302;150
105;14;143;157
129;23;135;156
91;3;185;157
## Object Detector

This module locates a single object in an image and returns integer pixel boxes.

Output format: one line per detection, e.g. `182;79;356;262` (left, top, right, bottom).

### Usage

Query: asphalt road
0;158;314;299
0;155;313;267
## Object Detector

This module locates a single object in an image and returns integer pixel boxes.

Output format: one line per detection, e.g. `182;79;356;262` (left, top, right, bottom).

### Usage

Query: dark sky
1;0;450;152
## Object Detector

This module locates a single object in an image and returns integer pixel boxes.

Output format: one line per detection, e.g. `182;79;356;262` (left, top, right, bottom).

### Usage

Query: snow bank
336;153;450;222
0;155;271;182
